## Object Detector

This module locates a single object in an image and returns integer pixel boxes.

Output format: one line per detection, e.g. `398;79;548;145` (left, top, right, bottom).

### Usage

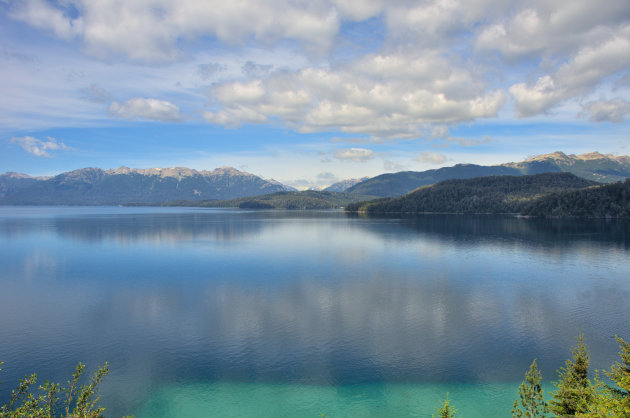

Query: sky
1;0;630;189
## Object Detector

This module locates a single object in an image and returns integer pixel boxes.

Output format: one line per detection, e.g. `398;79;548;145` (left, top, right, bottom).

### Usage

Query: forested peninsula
152;190;377;210
345;173;630;218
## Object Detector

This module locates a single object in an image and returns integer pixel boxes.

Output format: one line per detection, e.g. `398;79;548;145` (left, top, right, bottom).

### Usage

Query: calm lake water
0;206;629;417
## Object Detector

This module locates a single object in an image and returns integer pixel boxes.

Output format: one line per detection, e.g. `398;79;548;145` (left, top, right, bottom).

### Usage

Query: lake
0;207;628;416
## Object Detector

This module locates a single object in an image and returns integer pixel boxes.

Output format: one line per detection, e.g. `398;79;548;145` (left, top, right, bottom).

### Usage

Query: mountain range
0;166;294;205
346;151;630;197
323;177;369;192
1;151;628;205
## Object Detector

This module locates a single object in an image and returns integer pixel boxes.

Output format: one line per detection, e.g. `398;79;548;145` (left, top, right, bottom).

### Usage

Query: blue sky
1;0;630;188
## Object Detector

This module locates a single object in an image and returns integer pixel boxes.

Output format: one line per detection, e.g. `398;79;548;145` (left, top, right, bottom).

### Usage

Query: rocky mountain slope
504;151;630;183
0;172;45;199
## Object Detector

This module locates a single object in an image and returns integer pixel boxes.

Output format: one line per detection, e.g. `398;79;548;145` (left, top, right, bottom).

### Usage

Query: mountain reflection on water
0;207;628;416
0;207;628;249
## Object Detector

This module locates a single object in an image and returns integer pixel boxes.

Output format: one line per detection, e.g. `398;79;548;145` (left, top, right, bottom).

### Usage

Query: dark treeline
523;178;630;218
346;172;599;215
154;190;377;210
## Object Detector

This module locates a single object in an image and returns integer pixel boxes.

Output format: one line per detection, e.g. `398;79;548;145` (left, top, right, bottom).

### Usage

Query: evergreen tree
550;333;594;415
0;361;111;417
512;359;548;417
433;394;457;418
591;335;630;416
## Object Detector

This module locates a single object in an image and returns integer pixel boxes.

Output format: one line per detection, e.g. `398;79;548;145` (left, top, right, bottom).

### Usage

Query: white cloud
509;75;559;117
203;106;267;127
430;125;450;139
386;0;512;47
416;151;447;165
581;98;630;123
10;0;83;41
204;52;505;140
475;1;630;60
333;148;374;162
8;0;340;62
213;80;267;104
10;136;69;157
4;0;630;138
109;98;181;122
510;30;630;116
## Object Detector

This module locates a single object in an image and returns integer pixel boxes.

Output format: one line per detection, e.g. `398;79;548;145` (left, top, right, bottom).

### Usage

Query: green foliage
590;335;630;416
512;359;549;417
0;362;110;418
433;394;458;418
550;333;594;415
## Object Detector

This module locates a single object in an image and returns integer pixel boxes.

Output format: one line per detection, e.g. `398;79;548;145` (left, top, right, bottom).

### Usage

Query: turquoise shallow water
138;381;556;417
0;207;628;416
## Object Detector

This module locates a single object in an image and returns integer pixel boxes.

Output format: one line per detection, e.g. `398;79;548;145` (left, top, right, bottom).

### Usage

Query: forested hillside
345;164;520;197
346;173;600;214
346;151;630;198
522;179;630;218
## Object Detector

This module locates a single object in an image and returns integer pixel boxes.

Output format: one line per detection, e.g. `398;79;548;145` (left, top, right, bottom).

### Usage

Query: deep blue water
0;207;628;416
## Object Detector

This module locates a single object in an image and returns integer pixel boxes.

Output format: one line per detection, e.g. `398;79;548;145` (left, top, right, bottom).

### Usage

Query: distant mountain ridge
2;151;628;205
0;166;295;205
346;165;520;197
323;177;369;192
347;151;630;197
505;151;630;183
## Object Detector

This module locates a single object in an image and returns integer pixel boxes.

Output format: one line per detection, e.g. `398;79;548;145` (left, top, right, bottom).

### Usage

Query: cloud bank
203;52;505;140
3;0;630;140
